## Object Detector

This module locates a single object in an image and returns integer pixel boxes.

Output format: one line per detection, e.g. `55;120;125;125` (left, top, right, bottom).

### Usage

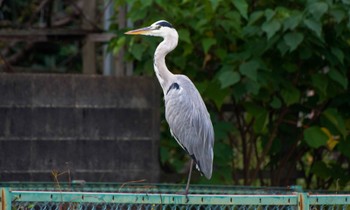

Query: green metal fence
1;182;349;210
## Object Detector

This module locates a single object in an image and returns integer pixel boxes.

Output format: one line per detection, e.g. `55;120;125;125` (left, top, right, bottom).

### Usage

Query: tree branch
249;107;289;184
234;103;250;184
275;100;331;184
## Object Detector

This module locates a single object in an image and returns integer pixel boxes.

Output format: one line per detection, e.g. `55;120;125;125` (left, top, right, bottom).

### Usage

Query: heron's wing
164;76;214;179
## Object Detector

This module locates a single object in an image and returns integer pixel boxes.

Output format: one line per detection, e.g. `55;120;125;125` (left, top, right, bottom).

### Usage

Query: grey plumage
125;20;214;193
165;75;214;179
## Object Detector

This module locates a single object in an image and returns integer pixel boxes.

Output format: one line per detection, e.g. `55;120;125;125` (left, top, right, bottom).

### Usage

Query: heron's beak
125;26;153;35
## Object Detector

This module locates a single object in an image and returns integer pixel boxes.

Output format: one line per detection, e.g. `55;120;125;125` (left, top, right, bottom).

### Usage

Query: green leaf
270;96;282;109
331;47;344;64
178;29;191;44
262;19;281;39
112;37;126;54
299;47;313;60
245;80;261;95
283;62;298;73
343;0;350;5
304;126;329;148
239;60;259;81
281;86;300;106
308;2;328;20
232;0;248;19
210;0;221;11
223;11;242;34
322;108;347;139
329;68;348;89
160;146;170;164
311;161;331;178
283;12;302;31
232;82;246;101
214;141;233;162
182;43;194;56
304;18;322;37
244;103;268;133
172;56;187;69
330;8;346;23
217;68;241;89
254;110;268;133
215;48;227;60
277;40;289;56
214;121;237;141
202;38;217;54
283;32;304;52
130;43;146;61
205;80;229;109
141;0;153;8
311;73;328;95
329;163;348;182
338;137;350;158
128;6;147;22
248;11;264;25
264;9;276;21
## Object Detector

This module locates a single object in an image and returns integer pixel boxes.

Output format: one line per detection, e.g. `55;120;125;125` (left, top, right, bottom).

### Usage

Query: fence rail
1;183;349;210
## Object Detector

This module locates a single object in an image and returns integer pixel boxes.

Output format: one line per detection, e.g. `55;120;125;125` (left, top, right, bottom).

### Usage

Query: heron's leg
184;159;194;199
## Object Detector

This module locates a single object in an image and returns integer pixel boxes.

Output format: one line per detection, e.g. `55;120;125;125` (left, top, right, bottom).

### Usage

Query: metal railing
1;182;349;210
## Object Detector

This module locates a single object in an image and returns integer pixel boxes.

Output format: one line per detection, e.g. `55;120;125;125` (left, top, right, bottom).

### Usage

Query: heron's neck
153;34;178;94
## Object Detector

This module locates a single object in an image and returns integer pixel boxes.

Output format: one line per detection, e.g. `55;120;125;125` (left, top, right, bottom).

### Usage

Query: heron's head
125;20;176;38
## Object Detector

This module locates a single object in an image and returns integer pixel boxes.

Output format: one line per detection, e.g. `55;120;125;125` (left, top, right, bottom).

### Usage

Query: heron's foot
176;190;189;203
185;194;189;203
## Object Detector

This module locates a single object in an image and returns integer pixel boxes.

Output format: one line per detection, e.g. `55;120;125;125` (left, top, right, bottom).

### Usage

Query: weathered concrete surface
0;74;161;182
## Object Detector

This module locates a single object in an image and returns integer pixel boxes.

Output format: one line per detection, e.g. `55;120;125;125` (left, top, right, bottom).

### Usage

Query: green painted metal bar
2;183;350;210
309;194;350;205
0;182;299;195
10;191;299;206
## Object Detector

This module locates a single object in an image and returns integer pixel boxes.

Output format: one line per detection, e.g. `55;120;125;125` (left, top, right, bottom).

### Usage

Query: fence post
292;186;310;210
0;187;11;210
298;192;310;210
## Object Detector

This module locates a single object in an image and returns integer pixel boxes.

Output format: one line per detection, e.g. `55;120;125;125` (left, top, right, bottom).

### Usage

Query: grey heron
125;20;214;195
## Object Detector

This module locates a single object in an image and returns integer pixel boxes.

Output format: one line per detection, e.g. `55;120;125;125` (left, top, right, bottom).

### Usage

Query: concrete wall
0;74;161;182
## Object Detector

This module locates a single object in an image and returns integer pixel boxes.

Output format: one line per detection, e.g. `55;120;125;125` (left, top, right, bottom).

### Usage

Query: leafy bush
113;0;350;189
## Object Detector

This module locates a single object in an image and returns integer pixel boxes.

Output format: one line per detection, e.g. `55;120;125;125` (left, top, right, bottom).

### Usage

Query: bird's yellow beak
125;26;152;35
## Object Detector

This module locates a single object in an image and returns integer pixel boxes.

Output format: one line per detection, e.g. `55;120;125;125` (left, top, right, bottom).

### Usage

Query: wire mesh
1;182;350;210
309;194;350;210
11;202;299;210
309;206;350;210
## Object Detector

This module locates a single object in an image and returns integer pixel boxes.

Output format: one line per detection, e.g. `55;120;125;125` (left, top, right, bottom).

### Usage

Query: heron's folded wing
164;77;214;179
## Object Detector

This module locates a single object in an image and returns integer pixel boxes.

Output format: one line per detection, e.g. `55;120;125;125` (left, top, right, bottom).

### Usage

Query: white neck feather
153;30;178;95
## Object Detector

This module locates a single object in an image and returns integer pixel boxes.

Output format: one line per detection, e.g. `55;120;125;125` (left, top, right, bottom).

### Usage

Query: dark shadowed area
0;74;161;182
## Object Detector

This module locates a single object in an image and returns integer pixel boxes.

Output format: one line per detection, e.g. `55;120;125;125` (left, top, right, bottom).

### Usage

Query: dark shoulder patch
156;20;173;28
166;82;180;95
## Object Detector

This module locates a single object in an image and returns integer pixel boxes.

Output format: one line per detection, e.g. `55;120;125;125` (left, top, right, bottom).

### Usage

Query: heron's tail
192;150;213;179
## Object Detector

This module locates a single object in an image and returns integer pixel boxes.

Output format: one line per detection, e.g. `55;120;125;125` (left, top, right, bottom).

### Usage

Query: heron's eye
155;25;161;30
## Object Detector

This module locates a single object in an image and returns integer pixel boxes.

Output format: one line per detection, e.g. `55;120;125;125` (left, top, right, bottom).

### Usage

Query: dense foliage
113;0;350;189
